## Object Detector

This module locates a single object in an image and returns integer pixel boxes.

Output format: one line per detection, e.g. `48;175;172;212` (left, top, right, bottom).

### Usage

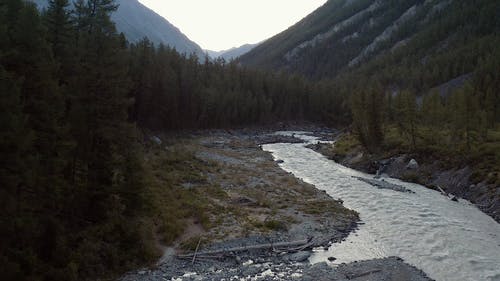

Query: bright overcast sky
138;0;328;51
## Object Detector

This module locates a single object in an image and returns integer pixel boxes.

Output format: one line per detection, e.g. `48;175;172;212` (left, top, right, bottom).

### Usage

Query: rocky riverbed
122;256;432;281
121;129;434;281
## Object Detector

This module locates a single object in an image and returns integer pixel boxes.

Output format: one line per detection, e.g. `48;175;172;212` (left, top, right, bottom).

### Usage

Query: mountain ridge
239;0;500;92
31;0;204;56
206;43;258;60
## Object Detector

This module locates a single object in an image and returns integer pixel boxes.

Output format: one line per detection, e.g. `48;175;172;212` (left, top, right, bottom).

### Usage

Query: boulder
286;251;311;262
150;136;162;145
406;159;419;170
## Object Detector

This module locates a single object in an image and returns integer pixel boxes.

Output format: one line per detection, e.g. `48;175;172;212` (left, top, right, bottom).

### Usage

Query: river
262;132;500;281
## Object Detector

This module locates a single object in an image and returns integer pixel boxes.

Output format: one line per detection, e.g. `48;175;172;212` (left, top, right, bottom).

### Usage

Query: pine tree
421;90;444;144
394;90;418;150
44;0;73;61
366;83;385;151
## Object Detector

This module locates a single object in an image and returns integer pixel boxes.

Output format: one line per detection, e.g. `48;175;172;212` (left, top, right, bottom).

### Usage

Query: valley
1;0;498;280
119;129;500;281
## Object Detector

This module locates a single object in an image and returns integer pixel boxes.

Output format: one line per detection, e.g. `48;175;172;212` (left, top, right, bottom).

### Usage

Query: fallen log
436;185;448;196
436;185;458;201
346;269;381;279
177;238;311;260
192;238;202;265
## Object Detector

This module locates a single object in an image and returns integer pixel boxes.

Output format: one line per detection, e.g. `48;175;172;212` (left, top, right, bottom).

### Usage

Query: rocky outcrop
284;0;382;62
349;5;418;66
406;159;419;170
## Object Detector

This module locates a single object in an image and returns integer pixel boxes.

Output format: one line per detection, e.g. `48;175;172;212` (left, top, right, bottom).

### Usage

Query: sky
138;0;328;51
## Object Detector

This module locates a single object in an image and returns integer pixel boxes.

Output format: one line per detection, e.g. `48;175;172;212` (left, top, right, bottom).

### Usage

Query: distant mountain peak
206;43;259;61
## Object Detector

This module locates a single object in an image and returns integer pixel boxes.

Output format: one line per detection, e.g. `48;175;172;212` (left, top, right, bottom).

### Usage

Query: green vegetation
0;0;343;278
1;0;153;280
145;145;213;245
332;134;361;158
241;0;500;85
128;39;352;128
334;123;500;187
1;0;322;279
239;0;500;186
1;0;498;280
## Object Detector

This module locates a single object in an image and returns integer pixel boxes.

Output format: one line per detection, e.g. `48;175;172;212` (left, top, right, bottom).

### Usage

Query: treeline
350;47;500;159
318;0;500;159
128;39;349;130
0;0;349;280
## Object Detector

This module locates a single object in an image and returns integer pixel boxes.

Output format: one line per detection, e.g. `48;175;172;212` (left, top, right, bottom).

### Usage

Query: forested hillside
240;0;500;83
241;0;500;186
239;0;500;164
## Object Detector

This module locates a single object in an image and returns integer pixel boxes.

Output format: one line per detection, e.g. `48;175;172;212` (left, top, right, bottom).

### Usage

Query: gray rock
354;176;414;193
286;251;311;262
150;136;162;145
406;159;419;170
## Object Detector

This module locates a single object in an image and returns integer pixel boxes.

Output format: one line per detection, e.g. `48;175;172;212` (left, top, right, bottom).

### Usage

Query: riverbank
307;132;500;223
121;129;434;280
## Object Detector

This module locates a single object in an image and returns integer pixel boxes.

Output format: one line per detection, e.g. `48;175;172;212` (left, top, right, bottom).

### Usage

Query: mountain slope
240;0;500;224
31;0;204;56
240;0;500;89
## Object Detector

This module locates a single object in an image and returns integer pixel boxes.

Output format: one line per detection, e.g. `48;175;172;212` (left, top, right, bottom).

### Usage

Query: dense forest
1;0;151;279
1;0;499;280
0;0;348;280
128;41;348;129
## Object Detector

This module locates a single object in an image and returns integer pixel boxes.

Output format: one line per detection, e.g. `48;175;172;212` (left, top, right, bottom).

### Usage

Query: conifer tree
44;0;73;61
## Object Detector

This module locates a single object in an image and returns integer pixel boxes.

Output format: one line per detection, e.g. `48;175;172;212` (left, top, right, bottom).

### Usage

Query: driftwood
345;269;382;279
178;238;317;260
436;185;458;201
192;238;202;265
437;185;447;196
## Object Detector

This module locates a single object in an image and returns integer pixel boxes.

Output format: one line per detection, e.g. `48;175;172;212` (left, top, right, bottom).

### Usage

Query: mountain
207;43;258;61
240;0;500;90
30;0;204;56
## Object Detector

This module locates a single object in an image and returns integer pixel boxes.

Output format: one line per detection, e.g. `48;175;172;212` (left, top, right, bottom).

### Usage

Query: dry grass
145;134;358;253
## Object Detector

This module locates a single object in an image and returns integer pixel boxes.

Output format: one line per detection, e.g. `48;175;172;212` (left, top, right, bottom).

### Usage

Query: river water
262;132;500;281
